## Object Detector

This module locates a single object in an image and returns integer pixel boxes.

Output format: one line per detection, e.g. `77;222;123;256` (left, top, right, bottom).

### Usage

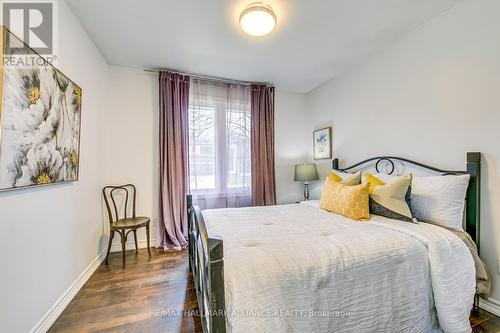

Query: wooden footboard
187;195;226;333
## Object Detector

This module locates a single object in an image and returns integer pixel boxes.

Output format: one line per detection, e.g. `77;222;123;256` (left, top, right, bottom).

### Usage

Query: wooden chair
103;184;151;268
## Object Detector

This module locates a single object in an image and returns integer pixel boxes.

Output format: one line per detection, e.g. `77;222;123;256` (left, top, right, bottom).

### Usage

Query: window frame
188;96;251;195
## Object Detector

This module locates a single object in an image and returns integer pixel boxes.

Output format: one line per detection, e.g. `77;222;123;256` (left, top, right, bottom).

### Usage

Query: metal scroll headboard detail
332;156;467;175
332;152;481;251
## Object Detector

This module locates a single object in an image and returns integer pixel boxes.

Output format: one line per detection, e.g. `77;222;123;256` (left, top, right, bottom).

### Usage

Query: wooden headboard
332;152;481;250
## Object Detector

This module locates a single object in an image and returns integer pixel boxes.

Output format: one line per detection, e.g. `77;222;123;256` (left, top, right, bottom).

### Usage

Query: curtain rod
144;68;273;87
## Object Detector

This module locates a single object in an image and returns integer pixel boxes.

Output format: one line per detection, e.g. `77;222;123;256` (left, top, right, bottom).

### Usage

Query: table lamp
294;163;319;201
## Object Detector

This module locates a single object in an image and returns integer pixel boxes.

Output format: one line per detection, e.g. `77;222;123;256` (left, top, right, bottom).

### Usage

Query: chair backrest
102;184;136;224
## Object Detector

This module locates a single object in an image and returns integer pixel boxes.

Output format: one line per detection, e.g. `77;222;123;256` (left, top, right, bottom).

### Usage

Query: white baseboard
110;238;156;252
29;249;106;333
479;297;500;317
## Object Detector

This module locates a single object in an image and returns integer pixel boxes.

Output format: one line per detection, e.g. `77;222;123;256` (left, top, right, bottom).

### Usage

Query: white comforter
203;201;475;333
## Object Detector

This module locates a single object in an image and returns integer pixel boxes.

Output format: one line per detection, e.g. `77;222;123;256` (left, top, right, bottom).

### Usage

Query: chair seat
111;216;150;229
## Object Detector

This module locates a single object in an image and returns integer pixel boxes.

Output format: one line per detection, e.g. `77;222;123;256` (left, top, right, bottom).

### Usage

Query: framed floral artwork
0;27;82;191
313;127;331;160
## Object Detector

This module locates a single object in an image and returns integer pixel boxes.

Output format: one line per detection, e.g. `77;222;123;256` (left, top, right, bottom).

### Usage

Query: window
188;105;216;190
188;79;251;209
226;108;251;188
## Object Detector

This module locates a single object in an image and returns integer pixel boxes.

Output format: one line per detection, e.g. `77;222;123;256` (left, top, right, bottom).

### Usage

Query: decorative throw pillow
365;172;385;194
327;170;361;185
320;179;370;221
365;172;416;223
370;173;413;209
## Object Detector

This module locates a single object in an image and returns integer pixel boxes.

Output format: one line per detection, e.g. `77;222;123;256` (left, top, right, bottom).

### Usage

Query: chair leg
133;229;139;254
119;231;126;268
146;224;151;258
105;230;115;264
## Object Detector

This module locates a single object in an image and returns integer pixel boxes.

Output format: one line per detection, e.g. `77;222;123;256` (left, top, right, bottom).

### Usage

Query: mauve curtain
250;84;276;206
157;71;190;251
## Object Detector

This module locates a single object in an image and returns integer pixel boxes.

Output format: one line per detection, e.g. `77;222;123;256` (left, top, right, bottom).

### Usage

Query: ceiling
66;0;462;92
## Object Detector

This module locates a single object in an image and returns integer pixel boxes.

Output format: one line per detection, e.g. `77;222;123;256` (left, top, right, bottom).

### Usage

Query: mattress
203;201;475;333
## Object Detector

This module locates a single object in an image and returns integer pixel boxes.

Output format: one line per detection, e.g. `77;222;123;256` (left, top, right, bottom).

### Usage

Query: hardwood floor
50;248;500;333
471;308;500;333
49;248;202;333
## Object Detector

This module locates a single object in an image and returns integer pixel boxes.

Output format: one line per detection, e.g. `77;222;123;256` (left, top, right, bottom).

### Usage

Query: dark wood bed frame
187;152;481;333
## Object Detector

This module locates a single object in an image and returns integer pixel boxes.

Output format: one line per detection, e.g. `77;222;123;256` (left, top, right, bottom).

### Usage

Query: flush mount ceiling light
239;2;277;37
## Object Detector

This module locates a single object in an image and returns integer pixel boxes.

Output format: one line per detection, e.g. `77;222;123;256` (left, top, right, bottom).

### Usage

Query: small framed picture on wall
313;127;332;160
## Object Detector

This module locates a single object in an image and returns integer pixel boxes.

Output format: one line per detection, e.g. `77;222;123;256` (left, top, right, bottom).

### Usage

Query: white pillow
410;174;470;230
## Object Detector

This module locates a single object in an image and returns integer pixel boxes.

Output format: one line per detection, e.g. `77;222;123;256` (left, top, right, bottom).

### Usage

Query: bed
187;152;481;333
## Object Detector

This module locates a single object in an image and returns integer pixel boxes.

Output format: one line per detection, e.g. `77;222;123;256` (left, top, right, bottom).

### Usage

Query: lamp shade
294;163;319;182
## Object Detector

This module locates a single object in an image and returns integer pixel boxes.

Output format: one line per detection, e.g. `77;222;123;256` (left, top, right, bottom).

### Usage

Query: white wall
0;1;110;332
105;66;158;250
275;90;309;204
306;0;500;302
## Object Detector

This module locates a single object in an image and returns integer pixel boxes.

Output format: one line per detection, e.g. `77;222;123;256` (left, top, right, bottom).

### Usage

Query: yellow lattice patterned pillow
320;179;370;221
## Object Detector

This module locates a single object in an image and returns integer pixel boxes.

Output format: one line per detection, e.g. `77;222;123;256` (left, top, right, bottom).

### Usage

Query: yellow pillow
365;172;385;194
320;180;370;221
328;172;343;182
364;173;415;223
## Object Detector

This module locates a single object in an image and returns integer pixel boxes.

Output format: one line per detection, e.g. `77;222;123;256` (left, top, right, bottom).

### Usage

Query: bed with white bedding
187;153;482;333
203;201;475;333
